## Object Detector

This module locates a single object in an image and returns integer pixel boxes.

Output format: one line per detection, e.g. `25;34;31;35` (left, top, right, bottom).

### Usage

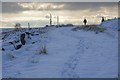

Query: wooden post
50;14;52;26
28;23;30;29
57;16;59;25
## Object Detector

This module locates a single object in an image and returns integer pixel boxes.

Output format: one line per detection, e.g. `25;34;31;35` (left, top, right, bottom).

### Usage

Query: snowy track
61;39;85;78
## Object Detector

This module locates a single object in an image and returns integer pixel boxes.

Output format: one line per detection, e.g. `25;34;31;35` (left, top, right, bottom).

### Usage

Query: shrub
118;29;120;31
32;42;35;44
15;44;22;50
71;27;81;31
8;53;15;60
39;45;47;54
66;24;74;26
72;25;106;32
95;31;98;34
14;23;22;31
96;27;106;32
25;32;31;39
9;41;22;50
2;48;5;51
31;59;39;63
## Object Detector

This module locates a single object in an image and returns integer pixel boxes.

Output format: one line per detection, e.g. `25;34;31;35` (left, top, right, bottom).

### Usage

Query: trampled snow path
60;28;85;78
61;39;85;78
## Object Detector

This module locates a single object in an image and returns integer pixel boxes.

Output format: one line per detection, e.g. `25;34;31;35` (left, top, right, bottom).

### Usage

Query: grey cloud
2;2;29;13
56;2;117;11
2;2;118;13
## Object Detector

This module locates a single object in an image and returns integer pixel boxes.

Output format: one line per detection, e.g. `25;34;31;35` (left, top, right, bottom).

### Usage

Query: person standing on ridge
101;17;105;23
83;19;87;25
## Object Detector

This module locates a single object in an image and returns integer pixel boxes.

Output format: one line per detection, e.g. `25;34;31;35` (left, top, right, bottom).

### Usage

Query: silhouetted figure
83;19;87;25
101;17;105;23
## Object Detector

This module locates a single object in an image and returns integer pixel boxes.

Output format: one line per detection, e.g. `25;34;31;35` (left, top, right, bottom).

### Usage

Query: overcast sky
1;2;118;28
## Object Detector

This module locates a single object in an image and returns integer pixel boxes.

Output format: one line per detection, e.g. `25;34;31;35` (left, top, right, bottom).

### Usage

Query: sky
1;2;118;28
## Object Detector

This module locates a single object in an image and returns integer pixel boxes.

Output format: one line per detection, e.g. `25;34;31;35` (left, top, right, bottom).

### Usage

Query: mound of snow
98;18;119;38
99;18;119;29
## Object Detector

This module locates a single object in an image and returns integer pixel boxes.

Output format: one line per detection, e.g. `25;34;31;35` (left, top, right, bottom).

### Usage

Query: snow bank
99;18;119;29
98;18;119;39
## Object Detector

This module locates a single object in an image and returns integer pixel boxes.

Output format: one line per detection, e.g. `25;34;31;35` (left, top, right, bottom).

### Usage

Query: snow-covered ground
99;18;118;29
1;19;118;78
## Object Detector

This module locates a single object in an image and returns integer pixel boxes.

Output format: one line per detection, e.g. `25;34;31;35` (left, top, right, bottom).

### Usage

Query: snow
1;19;118;78
99;18;119;29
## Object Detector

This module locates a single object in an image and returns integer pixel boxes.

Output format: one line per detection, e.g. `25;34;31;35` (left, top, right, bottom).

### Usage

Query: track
61;39;85;78
61;29;85;78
